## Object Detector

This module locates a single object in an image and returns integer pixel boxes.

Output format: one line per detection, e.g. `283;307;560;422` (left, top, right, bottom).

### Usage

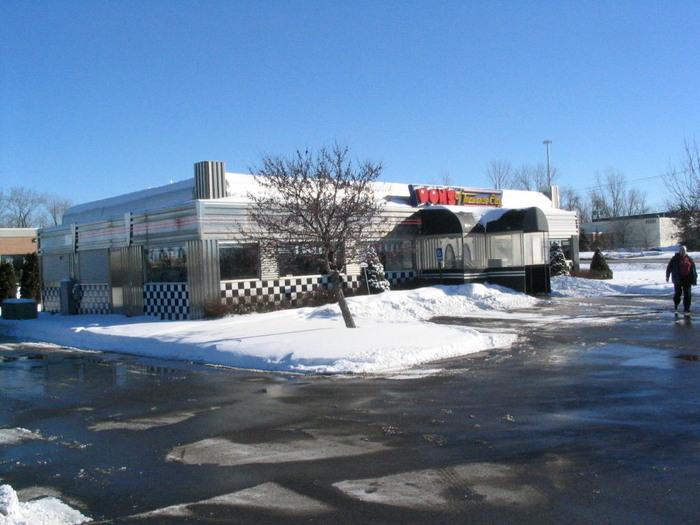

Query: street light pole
543;140;552;186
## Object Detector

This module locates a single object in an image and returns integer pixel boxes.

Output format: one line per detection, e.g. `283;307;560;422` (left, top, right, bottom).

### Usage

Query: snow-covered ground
1;258;678;377
0;252;683;524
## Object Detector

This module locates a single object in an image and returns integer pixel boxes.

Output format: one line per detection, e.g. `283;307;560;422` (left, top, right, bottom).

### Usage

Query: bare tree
485;160;513;189
589;169;649;219
512;163;554;191
1;187;47;227
560;186;591;223
246;144;385;328
44;195;73;226
663;138;700;248
437;170;453;187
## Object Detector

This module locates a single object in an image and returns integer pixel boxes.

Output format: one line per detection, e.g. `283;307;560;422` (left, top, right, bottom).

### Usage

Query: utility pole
543;140;552;186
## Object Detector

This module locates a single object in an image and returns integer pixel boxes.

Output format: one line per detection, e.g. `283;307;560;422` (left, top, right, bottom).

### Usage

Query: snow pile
1;262;673;376
552;261;672;298
0;428;43;446
0;485;91;525
1;284;531;376
312;283;536;322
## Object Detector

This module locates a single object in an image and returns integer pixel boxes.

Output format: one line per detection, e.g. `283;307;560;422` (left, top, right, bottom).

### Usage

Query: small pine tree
549;243;570;277
360;246;391;294
590;248;613;279
20;253;41;301
0;260;18;302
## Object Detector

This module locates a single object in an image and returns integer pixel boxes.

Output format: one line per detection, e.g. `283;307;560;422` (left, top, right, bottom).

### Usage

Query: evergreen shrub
549;243;570;277
589;248;613;279
0;260;18;302
20;253;41;301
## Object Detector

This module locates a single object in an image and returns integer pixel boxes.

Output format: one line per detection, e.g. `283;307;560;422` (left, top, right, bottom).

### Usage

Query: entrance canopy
418;206;548;235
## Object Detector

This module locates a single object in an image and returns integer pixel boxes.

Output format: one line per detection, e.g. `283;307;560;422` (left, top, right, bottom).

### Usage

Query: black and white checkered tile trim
77;284;111;315
221;274;362;305
386;270;417;285
144;283;190;320
41;287;61;313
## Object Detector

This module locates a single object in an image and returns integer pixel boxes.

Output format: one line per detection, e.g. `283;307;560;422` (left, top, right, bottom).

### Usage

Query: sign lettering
408;185;502;208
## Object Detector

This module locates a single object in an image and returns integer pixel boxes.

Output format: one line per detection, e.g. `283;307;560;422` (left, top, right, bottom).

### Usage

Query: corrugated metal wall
78;249;109;283
195;161;227;200
109;246;144;317
39;224;74;254
41;254;73;285
186;239;221;319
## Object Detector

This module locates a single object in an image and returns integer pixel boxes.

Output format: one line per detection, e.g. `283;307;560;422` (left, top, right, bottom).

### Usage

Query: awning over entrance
477;207;548;233
418;206;548;235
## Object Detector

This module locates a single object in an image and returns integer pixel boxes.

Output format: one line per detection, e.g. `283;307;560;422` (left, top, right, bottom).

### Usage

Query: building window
277;244;329;276
145;246;187;283
464;235;486;268
444;243;457;269
524;233;547;265
220;244;260;280
489;234;522;267
377;240;415;270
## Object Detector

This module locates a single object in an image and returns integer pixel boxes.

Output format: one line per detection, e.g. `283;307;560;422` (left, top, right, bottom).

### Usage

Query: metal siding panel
78;249;109;283
38;225;74;254
187;239;221;319
109;246;144;317
129;204;199;245
41;254;72;283
199;202;253;239
195;161;226;200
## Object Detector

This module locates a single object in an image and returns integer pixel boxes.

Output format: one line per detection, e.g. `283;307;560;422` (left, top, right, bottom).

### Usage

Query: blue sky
2;1;699;210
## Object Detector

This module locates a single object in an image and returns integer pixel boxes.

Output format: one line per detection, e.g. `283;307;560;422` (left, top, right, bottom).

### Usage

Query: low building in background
38;161;579;320
581;213;679;250
0;228;37;266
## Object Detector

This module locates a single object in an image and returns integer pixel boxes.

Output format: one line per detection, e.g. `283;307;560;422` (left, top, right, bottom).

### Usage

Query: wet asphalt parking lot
1;293;700;524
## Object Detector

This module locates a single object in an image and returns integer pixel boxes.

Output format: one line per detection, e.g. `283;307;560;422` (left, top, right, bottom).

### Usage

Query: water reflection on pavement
1;294;699;524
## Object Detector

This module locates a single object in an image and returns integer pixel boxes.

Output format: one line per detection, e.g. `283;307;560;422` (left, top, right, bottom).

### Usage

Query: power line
564;173;664;195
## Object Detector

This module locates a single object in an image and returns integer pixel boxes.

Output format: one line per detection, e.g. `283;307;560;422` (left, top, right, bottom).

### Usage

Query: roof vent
194;161;227;199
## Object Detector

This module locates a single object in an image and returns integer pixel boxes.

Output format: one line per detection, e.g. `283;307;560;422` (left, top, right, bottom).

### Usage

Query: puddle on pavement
582;343;693;370
675;354;700;362
1;353;45;362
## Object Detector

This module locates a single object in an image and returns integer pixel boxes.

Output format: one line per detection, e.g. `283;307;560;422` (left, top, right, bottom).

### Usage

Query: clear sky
2;1;699;210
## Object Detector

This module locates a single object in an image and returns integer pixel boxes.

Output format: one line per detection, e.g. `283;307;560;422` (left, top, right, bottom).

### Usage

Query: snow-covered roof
62;179;195;224
59;167;564;227
217;173;412;205
500;188;554;209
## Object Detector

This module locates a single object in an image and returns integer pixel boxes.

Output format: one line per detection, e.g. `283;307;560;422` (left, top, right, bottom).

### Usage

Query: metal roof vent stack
194;161;227;199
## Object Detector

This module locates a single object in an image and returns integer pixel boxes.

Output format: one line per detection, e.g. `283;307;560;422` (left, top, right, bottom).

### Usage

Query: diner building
38;161;579;320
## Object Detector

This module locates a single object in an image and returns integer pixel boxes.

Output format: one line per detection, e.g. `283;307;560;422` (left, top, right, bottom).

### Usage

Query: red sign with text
409;185;502;207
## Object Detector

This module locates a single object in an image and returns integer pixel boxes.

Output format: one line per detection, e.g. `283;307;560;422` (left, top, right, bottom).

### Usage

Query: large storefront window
524;233;547;265
377;241;415;270
464;235;486;268
277;244;329;276
220;244;260;280
489;234;523;267
146;246;187;282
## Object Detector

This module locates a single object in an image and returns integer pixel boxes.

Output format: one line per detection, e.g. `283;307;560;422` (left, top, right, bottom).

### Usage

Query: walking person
666;245;697;313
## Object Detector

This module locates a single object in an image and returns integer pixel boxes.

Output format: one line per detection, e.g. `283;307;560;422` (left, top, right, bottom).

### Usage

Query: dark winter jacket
666;253;697;286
